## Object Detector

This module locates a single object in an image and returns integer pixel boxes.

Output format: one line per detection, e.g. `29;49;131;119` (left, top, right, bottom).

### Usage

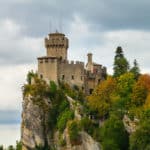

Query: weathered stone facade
38;32;107;94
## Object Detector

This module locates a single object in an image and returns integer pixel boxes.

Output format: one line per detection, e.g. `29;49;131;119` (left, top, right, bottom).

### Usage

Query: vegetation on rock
19;46;150;150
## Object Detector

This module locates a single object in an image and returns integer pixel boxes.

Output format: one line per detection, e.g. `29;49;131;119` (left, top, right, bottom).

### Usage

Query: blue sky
0;0;150;123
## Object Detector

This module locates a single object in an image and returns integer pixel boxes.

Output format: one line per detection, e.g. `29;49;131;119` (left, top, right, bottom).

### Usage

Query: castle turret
87;53;92;63
86;53;93;73
45;32;69;60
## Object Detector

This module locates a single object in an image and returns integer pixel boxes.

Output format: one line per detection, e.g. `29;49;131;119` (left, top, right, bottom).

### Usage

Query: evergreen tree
130;59;140;80
113;46;129;77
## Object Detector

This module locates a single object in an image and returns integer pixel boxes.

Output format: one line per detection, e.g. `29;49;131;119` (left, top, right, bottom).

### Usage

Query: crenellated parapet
45;33;68;49
45;32;69;60
37;32;107;95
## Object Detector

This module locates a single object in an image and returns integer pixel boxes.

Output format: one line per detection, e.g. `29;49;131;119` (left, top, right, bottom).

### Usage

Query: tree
130;120;150;150
16;141;22;150
114;73;136;110
87;77;117;118
0;146;3;150
117;72;135;97
68;120;81;145
26;70;37;84
100;114;129;150
8;145;15;150
130;59;140;80
113;46;129;77
131;82;147;106
131;74;150;107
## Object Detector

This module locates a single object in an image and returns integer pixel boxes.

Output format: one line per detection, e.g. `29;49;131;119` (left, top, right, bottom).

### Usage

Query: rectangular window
45;59;48;63
62;75;65;80
71;75;74;80
40;74;43;79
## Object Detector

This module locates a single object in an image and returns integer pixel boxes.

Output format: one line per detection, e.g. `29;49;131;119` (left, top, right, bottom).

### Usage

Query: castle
37;32;107;95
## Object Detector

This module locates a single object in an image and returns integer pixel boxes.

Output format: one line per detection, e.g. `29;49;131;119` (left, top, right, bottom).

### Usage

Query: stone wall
58;60;85;89
45;32;68;60
38;57;58;83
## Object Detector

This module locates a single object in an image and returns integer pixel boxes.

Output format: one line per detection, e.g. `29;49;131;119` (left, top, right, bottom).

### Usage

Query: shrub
49;81;57;97
80;117;95;135
68;120;81;145
16;141;22;150
8;145;15;150
129;120;150;150
58;134;66;146
59;100;70;114
100;114;129;150
57;109;74;132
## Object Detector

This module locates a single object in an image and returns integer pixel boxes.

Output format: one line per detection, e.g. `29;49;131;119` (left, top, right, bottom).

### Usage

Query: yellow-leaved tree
87;77;118;118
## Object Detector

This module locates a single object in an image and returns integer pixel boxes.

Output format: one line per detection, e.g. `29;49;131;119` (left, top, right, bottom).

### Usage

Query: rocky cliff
21;95;51;150
21;94;101;150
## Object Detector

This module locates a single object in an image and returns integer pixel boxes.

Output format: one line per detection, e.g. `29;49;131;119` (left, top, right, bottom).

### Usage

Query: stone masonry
37;31;107;95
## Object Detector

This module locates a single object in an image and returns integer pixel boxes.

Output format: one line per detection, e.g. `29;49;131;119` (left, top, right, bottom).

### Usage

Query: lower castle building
37;32;107;95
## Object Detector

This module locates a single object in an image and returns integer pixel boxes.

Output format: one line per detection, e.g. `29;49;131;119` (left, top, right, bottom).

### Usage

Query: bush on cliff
57;109;74;133
129;120;150;150
68;120;81;145
100;114;129;150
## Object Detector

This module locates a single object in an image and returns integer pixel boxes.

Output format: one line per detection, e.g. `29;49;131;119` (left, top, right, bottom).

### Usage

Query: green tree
117;73;135;97
68;120;81;145
115;73;136;110
57;109;74;132
100;114;129;150
130;59;140;80
8;145;15;150
16;141;22;150
130;120;150;150
0;145;3;150
113;46;129;77
26;70;37;84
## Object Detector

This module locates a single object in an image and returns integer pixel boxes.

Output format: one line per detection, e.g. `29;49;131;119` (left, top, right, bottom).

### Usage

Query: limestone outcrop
21;94;101;150
21;95;51;150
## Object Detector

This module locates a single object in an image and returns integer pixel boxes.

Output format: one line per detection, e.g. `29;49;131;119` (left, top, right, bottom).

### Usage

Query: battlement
38;57;57;63
45;32;69;49
37;32;107;95
59;59;84;66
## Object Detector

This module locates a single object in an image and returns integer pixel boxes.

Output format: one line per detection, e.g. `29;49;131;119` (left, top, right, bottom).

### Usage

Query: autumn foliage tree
87;77;117;118
131;74;150;107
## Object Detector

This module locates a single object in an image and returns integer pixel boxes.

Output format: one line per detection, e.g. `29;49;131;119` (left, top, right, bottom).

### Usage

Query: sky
0;0;150;124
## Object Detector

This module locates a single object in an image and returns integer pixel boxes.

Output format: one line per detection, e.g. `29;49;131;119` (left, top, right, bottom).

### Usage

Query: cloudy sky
0;0;150;123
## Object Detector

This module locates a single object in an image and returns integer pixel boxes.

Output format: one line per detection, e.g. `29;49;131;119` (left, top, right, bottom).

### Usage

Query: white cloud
0;64;36;110
65;17;150;74
0;19;43;111
0;19;44;64
0;16;150;113
101;30;150;73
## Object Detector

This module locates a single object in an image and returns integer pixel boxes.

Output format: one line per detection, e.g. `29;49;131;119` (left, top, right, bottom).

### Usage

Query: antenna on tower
58;11;63;33
59;15;62;33
49;19;52;33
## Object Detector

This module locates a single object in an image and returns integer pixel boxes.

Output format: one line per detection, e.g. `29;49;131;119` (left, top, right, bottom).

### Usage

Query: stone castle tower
45;32;68;59
38;32;106;95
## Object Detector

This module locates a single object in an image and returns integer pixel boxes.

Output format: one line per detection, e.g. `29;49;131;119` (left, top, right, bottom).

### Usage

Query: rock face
61;131;101;150
21;95;101;150
123;115;139;134
21;95;51;150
